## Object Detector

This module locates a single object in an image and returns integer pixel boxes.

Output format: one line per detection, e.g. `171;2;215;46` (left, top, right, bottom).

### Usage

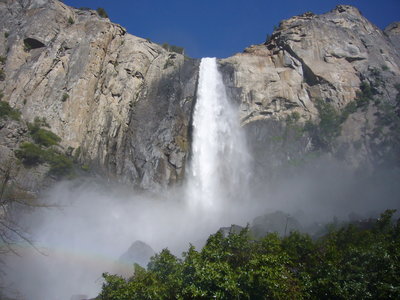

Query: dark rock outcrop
119;240;155;268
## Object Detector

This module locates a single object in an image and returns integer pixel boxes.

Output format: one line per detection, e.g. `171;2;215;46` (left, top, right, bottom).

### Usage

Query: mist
3;159;400;299
2;57;400;299
2;177;260;299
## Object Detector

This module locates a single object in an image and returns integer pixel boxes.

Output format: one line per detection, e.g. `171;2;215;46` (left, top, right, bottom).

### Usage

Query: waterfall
186;57;249;211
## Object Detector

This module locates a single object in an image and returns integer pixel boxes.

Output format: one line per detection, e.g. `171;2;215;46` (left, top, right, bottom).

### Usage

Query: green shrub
161;43;185;54
4;32;9;38
169;45;184;55
0;56;6;64
381;64;389;71
27;119;61;147
16;143;73;175
304;99;341;150
96;7;108;18
23;40;32;52
0;101;21;120
33;116;50;128
0;69;5;81
100;210;400;300
61;93;69;102
46;150;73;176
355;81;375;108
15;142;46;165
286;111;300;125
31;128;61;147
340;101;357;123
67;16;74;25
161;43;169;50
15;117;74;176
370;67;381;78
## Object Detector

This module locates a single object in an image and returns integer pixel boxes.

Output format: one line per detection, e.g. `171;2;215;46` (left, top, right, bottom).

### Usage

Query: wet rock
119;240;155;268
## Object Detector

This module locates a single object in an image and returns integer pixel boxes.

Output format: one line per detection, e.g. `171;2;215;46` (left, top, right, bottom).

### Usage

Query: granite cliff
219;5;400;178
0;0;198;191
0;1;399;192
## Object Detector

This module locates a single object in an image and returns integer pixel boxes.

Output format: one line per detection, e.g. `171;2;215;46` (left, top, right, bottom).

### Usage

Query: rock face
119;240;155;268
385;22;400;52
221;6;399;122
252;211;302;238
0;2;399;190
219;5;400;174
0;0;198;190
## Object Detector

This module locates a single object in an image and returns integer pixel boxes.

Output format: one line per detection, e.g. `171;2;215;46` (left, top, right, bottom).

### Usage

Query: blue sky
63;0;400;58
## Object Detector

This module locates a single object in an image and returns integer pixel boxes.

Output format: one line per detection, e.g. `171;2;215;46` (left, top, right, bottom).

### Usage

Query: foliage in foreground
100;210;400;300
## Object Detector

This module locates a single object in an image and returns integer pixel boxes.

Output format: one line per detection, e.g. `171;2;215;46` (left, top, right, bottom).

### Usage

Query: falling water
187;57;249;211
2;57;251;300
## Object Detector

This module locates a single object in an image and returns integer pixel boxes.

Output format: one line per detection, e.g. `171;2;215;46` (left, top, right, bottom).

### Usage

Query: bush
355;81;375;108
0;69;5;81
16;143;73;176
61;93;69;102
100;210;400;300
161;43;184;55
97;7;108;18
31;128;61;147
67;16;74;25
304;99;341;150
46;149;73;176
16;117;74;176
286;111;301;125
15;142;46;165
0;101;21;120
27;119;61;147
381;64;389;71
23;40;32;52
0;56;6;64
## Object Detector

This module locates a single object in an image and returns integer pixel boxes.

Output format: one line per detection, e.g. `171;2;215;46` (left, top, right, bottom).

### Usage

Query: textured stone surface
0;0;198;190
385;22;400;53
220;6;400;123
219;5;400;172
119;240;155;268
0;2;399;191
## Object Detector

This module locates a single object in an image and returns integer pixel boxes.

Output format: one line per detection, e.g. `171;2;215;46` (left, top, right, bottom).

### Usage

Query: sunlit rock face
219;5;400;173
0;0;198;190
0;1;399;190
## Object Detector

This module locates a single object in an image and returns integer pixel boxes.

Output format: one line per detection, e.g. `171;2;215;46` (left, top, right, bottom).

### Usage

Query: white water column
187;57;249;211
